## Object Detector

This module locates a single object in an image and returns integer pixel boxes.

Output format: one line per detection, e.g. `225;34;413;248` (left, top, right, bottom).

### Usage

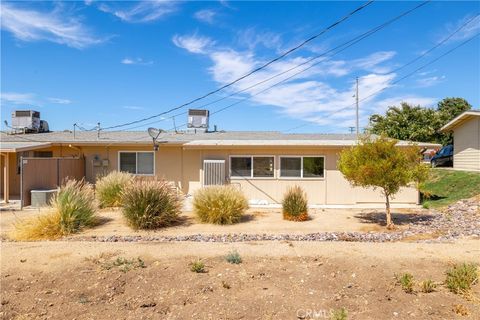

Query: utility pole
355;77;359;138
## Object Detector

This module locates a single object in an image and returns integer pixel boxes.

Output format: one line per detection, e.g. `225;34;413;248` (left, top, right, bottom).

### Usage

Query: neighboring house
440;110;480;172
1;129;439;207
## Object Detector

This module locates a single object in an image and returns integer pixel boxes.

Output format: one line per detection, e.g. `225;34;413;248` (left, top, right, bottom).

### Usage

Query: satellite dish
148;127;164;140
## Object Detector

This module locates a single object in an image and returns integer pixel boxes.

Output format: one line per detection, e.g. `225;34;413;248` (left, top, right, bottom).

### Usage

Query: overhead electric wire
283;31;480;133
91;1;375;131
118;0;431;132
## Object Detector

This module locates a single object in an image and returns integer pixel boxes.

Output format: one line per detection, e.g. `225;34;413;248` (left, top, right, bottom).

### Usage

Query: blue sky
1;1;479;133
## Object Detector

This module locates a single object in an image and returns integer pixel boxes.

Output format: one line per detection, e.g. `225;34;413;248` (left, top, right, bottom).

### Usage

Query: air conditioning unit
11;110;49;133
188;109;209;132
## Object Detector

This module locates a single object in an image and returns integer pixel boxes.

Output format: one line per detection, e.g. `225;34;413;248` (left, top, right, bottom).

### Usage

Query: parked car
431;145;453;168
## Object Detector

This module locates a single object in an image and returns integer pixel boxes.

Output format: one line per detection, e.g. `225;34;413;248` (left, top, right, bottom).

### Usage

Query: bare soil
0;207;432;238
1;240;479;320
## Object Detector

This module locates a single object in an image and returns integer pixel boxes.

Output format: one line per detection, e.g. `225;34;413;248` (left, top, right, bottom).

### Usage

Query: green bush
121;180;181;229
193;186;248;225
282;185;308;221
225;250;242;264
96;171;133;208
445;263;479;294
13;179;97;240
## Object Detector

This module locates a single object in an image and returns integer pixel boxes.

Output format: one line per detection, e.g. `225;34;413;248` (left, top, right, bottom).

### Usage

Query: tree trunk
385;194;395;230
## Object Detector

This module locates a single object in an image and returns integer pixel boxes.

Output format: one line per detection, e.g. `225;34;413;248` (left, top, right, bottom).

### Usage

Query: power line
119;1;430;132
283;32;480;133
92;1;375;131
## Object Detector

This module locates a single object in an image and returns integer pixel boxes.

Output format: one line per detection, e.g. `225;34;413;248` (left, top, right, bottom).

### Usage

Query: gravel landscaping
53;197;479;244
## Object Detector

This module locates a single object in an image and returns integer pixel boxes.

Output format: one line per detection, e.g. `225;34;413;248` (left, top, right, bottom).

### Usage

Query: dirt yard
0;207;430;238
1;207;479;319
1;239;479;319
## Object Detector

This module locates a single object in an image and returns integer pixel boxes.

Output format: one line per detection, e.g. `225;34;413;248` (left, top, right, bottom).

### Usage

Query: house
1;125;440;207
440;110;480;172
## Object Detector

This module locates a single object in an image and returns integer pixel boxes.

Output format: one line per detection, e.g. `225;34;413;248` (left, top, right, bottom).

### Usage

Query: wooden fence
21;157;85;207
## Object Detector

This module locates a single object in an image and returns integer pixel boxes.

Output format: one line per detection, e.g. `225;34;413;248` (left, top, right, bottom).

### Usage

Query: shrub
12;179;97;240
193;186;248;225
225;250;242;264
421;279;436;293
121;180;181;230
396;273;414;293
445;263;479;294
96;171;133;208
330;308;348;320
282;185;308;221
190;260;205;273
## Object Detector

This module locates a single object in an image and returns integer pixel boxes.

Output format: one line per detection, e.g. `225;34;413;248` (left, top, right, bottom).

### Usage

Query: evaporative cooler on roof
188;109;209;131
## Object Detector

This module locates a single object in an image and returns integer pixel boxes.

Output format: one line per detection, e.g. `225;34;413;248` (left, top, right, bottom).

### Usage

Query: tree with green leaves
368;97;472;145
338;136;429;229
369;103;439;142
435;97;472;145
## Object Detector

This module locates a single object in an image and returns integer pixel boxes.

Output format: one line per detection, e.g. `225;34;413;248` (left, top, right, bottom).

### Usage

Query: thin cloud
194;9;216;24
0;2;105;49
416;75;446;88
236;28;283;51
97;1;178;23
442;14;480;43
1;92;37;105
121;57;153;65
48;97;72;104
122;106;145;110
172;34;215;54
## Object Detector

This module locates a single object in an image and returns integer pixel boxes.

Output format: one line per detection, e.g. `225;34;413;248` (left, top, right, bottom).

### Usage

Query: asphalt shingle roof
0;130;441;149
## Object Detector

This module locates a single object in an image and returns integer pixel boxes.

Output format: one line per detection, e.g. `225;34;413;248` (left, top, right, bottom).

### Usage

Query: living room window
119;151;154;175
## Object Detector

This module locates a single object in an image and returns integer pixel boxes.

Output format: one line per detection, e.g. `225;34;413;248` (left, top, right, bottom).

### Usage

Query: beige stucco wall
453;117;480;171
4;144;420;205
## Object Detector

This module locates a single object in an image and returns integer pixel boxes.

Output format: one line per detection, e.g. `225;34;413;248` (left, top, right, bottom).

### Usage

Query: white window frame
118;151;155;176
279;155;325;179
229;155;275;179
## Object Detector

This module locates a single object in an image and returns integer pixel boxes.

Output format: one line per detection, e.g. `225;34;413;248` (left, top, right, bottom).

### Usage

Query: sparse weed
225;250;242;264
421;279;436;293
101;257;146;273
330;307;348;320
396;273;415;293
190;260;206;273
445;263;478;294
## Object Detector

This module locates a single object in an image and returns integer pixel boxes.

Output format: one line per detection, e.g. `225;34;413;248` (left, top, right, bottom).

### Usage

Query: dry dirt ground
0;207;430;238
1;208;479;319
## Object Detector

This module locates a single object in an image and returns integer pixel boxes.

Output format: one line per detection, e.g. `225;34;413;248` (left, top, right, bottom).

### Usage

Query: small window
253;157;274;177
303;157;324;178
231;157;251;177
280;156;325;178
119;152;154;175
33;151;53;158
230;156;275;178
280;157;301;177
